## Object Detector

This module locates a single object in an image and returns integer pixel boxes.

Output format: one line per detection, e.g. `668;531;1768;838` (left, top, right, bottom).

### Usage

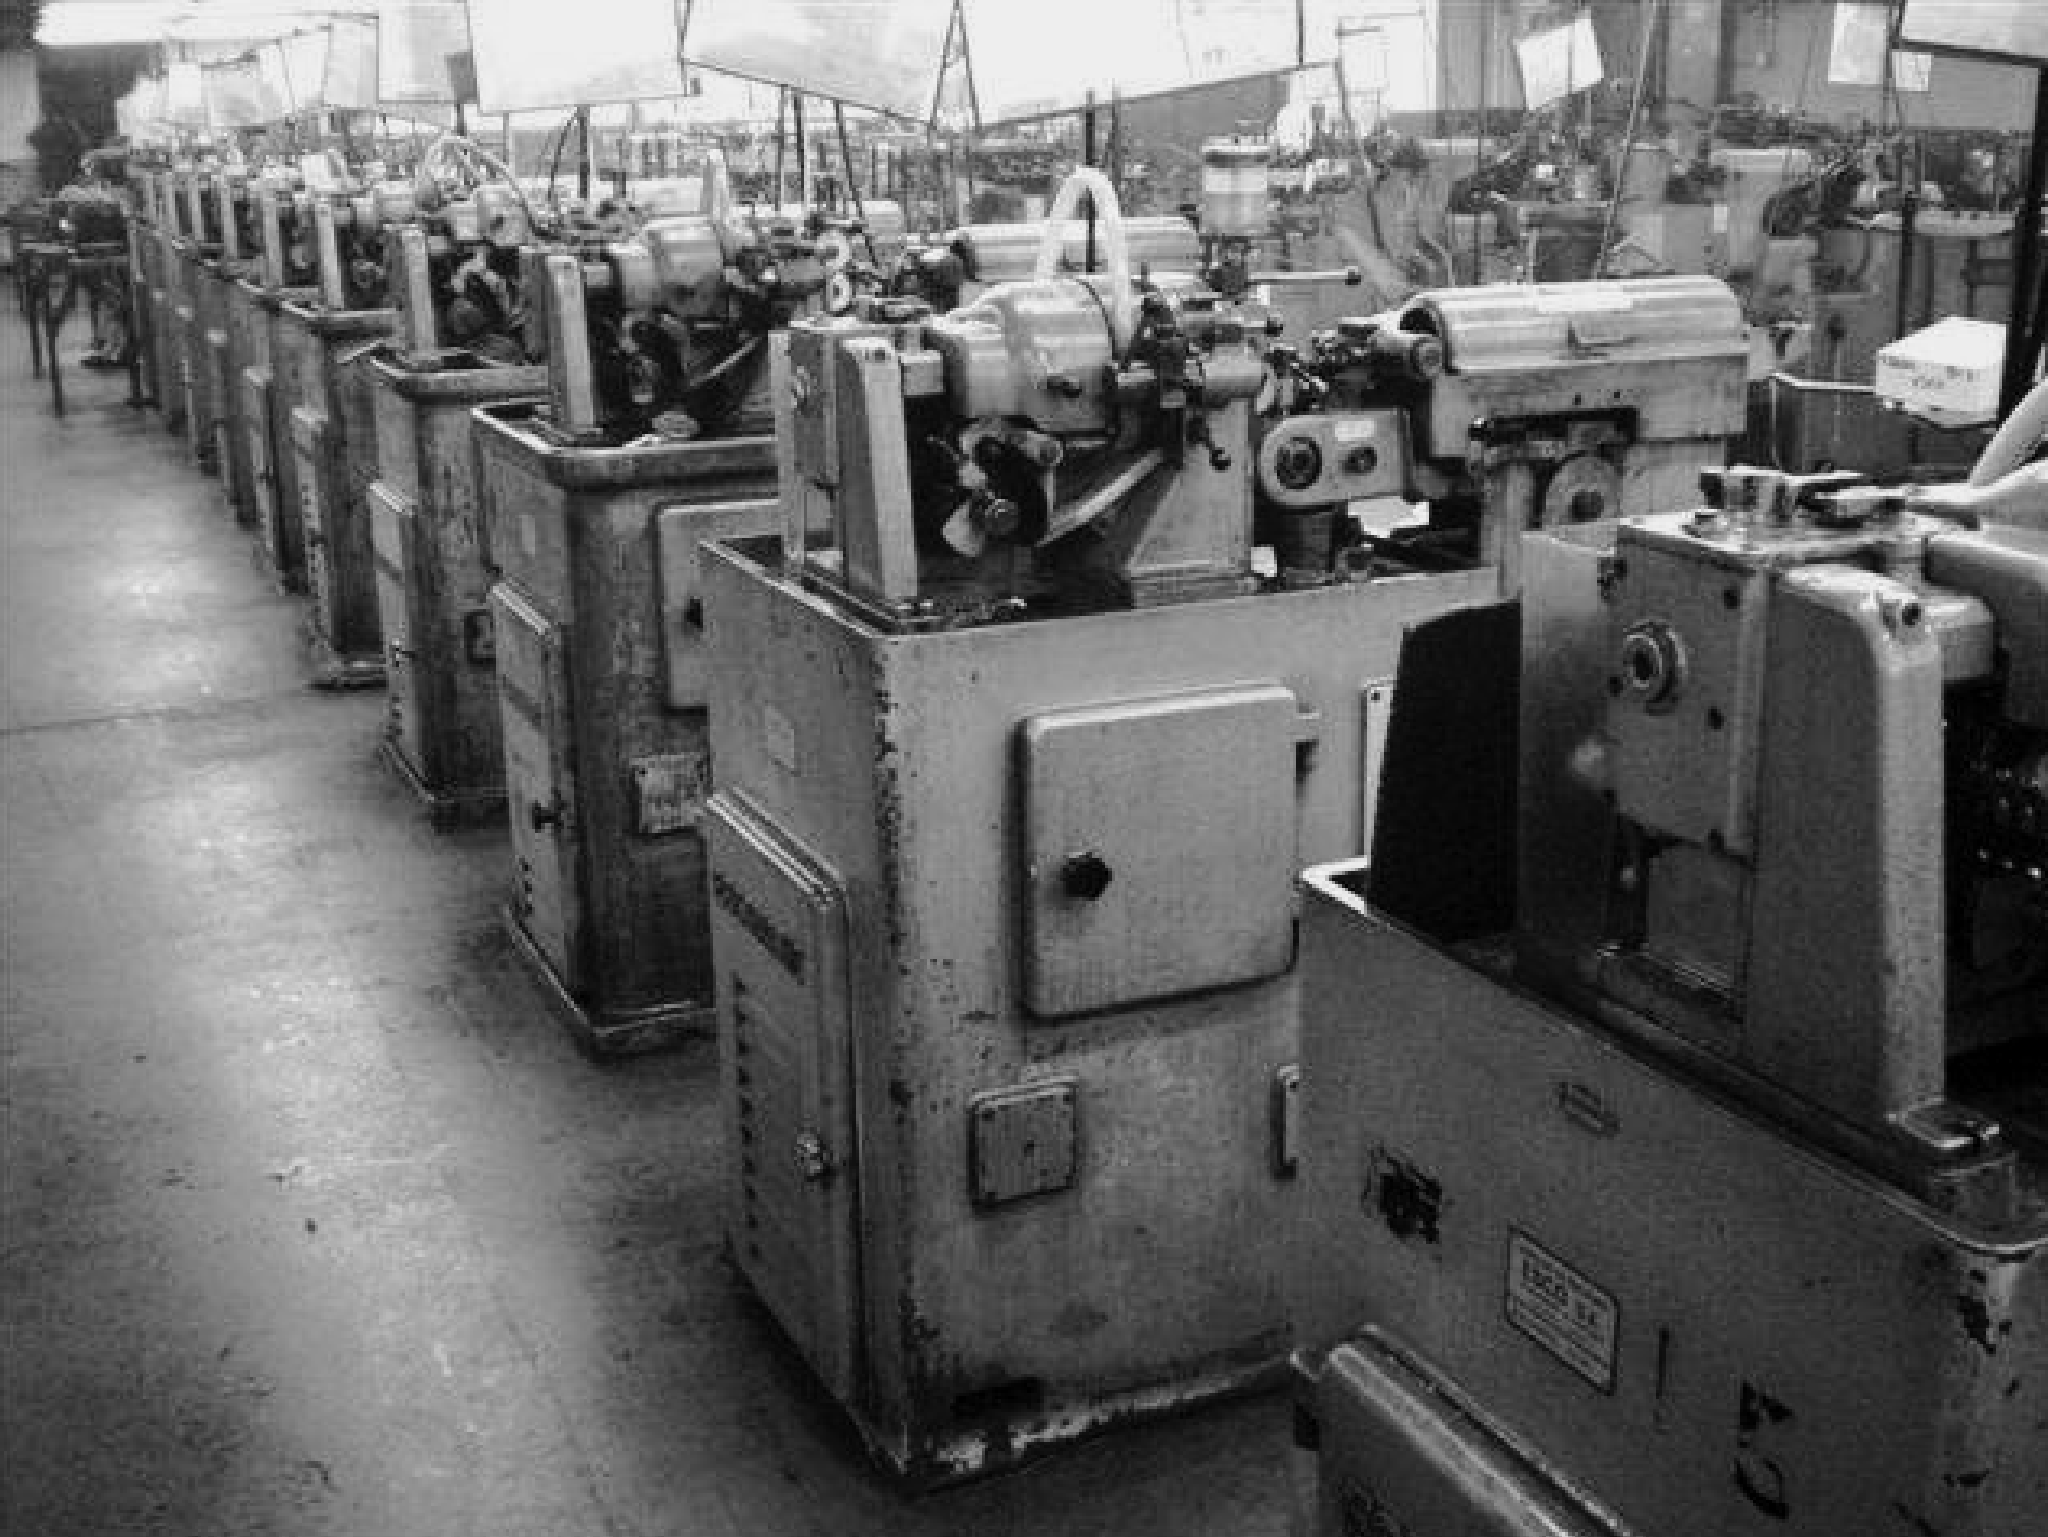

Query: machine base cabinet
699;536;1498;1485
129;222;162;412
197;260;242;503
366;352;547;825
170;238;217;472
473;404;778;1055
1291;868;2046;1536
218;273;271;528
251;285;314;592
276;298;393;687
147;226;185;434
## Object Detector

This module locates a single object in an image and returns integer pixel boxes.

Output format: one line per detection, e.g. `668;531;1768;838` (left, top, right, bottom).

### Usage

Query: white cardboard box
1874;316;2005;428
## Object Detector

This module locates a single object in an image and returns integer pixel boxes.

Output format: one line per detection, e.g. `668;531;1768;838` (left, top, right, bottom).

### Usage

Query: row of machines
121;140;2043;1525
127;139;913;1053
131;152;391;684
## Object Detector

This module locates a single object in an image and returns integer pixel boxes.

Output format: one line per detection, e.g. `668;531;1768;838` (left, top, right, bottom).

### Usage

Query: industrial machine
139;164;196;436
367;145;549;822
273;172;397;684
522;184;881;444
1291;465;2046;1535
382;164;539;367
243;178;321;590
472;187;879;1046
694;169;1750;1483
167;162;227;475
204;166;273;526
125;164;168;416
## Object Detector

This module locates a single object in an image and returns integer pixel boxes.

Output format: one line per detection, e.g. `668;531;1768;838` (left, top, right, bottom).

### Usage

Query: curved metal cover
1398;276;1746;373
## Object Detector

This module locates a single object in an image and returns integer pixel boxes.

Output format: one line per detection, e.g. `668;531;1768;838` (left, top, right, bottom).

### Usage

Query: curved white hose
1033;166;1134;354
1971;374;2048;487
417;134;542;234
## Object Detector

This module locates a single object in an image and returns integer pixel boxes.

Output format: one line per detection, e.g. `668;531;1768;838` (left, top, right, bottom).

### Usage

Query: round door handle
1060;850;1113;902
793;1131;832;1182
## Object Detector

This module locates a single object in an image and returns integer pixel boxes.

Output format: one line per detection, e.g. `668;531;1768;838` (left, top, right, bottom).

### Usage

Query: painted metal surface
125;220;160;410
147;226;184;433
473;404;778;1054
705;793;861;1404
169;239;216;468
369;483;421;777
698;536;1499;1484
1312;1332;1621;1537
1292;866;2047;1537
1016;685;1302;1018
275;298;394;685
191;259;237;489
252;286;317;592
493;582;581;992
218;274;271;528
365;353;547;822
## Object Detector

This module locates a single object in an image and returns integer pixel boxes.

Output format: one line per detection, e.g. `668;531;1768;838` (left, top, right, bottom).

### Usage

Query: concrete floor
0;306;1292;1536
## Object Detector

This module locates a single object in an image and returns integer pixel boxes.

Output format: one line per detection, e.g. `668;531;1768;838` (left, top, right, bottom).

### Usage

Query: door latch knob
1061;851;1113;901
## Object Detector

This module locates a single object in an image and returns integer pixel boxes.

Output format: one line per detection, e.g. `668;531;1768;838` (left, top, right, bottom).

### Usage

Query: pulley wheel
1540;454;1623;526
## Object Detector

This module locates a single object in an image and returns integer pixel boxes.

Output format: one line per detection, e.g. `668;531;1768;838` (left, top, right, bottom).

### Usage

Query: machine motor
528;204;881;443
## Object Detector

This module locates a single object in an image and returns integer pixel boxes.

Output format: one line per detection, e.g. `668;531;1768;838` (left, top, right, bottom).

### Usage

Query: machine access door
242;368;276;538
1018;683;1302;1017
291;407;337;638
492;585;583;991
368;482;421;773
205;330;234;488
704;793;860;1404
654;496;781;710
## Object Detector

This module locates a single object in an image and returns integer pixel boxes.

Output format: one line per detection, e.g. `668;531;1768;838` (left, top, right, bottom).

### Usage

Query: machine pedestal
500;903;715;1057
126;223;160;409
472;403;779;1057
367;352;548;827
218;272;269;528
277;298;394;681
377;737;504;830
251;286;315;591
698;535;1499;1484
170;238;216;468
305;619;387;690
198;260;244;504
147;227;184;433
1291;861;2047;1537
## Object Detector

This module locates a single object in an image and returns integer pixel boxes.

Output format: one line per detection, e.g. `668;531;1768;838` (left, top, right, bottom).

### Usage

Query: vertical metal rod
1083;92;1098;274
1331;35;1386;254
773;91;787;205
1473;0;1490;284
794;94;810;206
1895;139;1919;345
577;107;591;202
2000;68;2048;416
1597;0;1664;278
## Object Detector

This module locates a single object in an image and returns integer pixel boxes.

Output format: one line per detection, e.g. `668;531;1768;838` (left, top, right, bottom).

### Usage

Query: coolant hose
1033;166;1134;355
1973;375;2048;486
418;134;542;234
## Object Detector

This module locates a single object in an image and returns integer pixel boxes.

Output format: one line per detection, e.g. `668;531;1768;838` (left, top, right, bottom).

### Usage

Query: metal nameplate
1504;1230;1618;1393
630;751;710;837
